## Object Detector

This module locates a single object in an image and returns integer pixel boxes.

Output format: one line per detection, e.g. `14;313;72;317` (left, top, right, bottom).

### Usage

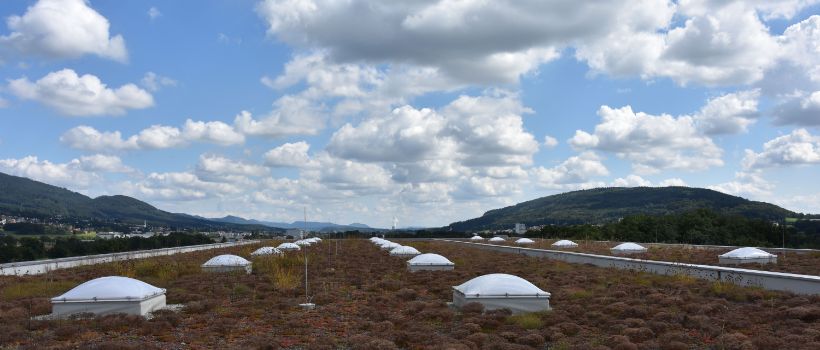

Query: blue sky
1;0;819;228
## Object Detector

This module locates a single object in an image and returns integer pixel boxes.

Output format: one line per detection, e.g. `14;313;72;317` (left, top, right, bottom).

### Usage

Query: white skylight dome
52;276;164;302
408;253;454;266
611;242;647;254
516;238;535;245
552;240;579;248
718;247;778;265
452;273;551;313
294;239;312;246
454;274;550;298
720;247;775;259
251;246;282;256
470;235;484;241
202;254;252;274
277;242;301;251
380;241;401;250
51;276;167;317
488;237;505;242
389;245;421;257
203;254;251;267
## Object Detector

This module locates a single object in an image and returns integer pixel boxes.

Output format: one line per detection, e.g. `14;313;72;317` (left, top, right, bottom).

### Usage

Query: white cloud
147;6;161;20
694;90;760;135
570;105;723;174
772;91;820;127
123;171;244;201
264;141;313;167
141;72;176;92
659;178;687;186
742;129;820;169
62;119;245;152
181;119;245;146
59;125;139;151
0;155;100;188
78;154;131;173
306;153;393;194
326;92;539;183
575;1;806;86
8;69;153;116
233;95;324;137
1;0;127;62
779;15;820;83
197;154;268;177
256;0;612;84
543;135;558;148
709;171;774;197
611;174;652;187
532;151;609;189
135;125;184;149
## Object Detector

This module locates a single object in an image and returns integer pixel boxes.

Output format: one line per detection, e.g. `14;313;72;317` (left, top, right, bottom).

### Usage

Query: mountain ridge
0;171;277;231
208;216;380;231
448;186;796;232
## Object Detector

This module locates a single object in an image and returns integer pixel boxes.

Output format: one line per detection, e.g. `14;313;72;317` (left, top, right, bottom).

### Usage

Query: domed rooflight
452;273;551;314
51;276;167;317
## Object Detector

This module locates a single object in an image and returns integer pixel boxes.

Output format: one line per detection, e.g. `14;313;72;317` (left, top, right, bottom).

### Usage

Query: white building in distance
514;223;526;235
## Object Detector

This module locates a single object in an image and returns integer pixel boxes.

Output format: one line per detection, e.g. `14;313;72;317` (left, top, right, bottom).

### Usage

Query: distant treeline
0;232;214;264
526;209;820;249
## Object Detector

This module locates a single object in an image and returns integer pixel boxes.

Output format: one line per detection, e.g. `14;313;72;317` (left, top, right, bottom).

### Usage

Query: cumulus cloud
694;90;760;135
59;126;138;151
742;129;820;169
772;91;820;127
181;119;245;146
611;174;652;187
570;105;723;174
61;119;244;152
197;154;268;177
264;141;313;167
8;69;153;116
78;154;131;173
532;152;609;189
305;153;393;194
0;0;127;62
659;178;687;186
122;171;244;201
233;95;324;137
576;1;799;86
330;92;536;163
0;155;128;189
778;15;820;84
141;72;176;92
543;136;558;148
709;171;774;197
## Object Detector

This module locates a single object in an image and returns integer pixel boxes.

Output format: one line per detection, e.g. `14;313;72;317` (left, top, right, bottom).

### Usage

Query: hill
208;216;382;231
0;172;276;231
448;186;795;232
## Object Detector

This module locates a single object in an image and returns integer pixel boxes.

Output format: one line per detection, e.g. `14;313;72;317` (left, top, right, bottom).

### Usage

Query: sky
0;0;819;228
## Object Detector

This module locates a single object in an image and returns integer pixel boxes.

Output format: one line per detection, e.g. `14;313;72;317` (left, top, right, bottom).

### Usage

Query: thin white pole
304;207;309;303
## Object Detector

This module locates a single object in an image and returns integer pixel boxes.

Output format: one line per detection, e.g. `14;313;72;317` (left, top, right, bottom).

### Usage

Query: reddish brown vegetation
0;239;818;348
500;239;820;276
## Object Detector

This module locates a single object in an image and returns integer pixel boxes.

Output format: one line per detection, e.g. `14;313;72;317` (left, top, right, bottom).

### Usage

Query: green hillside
448;186;795;231
0;172;273;230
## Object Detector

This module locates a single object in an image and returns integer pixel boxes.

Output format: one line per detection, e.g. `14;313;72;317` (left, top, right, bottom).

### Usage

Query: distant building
514;223;526;235
98;232;124;239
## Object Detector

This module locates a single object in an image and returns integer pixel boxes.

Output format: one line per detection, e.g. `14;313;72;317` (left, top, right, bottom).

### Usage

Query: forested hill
448;187;796;231
0;171;271;230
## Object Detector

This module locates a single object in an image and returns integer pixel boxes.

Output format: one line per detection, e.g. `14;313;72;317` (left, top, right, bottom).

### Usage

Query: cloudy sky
1;0;819;228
